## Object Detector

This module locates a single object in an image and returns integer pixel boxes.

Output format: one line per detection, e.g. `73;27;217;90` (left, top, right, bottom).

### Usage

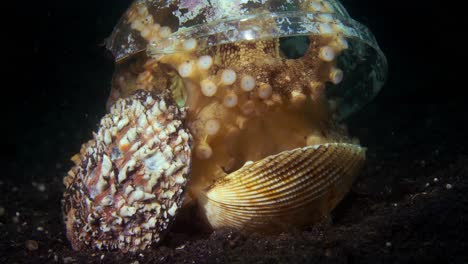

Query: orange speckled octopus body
63;0;387;252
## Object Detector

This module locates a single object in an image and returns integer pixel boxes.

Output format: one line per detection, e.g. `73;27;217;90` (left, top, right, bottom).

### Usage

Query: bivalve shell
201;143;365;231
62;90;192;252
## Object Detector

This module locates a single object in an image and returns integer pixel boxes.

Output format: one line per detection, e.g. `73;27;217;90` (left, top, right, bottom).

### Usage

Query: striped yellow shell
202;143;365;231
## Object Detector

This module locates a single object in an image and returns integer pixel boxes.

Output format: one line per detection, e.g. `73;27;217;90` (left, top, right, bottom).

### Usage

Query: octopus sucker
65;0;387;252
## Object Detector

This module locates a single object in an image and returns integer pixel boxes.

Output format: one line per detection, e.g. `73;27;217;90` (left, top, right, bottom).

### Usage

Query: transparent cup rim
147;10;383;58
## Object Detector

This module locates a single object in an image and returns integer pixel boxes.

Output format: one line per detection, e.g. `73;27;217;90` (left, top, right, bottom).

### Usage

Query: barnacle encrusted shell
63;91;192;251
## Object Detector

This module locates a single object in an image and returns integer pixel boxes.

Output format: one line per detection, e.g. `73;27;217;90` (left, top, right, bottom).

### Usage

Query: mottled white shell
63;91;192;252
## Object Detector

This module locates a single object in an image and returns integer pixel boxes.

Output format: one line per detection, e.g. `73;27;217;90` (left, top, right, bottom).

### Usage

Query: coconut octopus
62;0;387;252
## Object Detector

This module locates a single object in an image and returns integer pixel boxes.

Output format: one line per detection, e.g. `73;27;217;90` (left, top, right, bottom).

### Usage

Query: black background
8;0;465;183
4;0;468;262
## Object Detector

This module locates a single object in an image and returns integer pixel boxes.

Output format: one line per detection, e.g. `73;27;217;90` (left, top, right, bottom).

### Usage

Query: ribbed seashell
62;90;192;252
200;143;365;231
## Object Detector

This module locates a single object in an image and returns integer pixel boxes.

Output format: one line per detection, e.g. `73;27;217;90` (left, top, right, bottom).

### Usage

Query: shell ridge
206;143;342;199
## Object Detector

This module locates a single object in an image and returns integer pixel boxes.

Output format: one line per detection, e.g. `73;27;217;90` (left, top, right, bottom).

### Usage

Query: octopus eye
279;36;311;59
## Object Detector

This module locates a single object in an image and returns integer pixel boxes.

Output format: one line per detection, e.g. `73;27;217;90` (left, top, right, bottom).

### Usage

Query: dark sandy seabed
3;0;468;263
3;103;468;264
